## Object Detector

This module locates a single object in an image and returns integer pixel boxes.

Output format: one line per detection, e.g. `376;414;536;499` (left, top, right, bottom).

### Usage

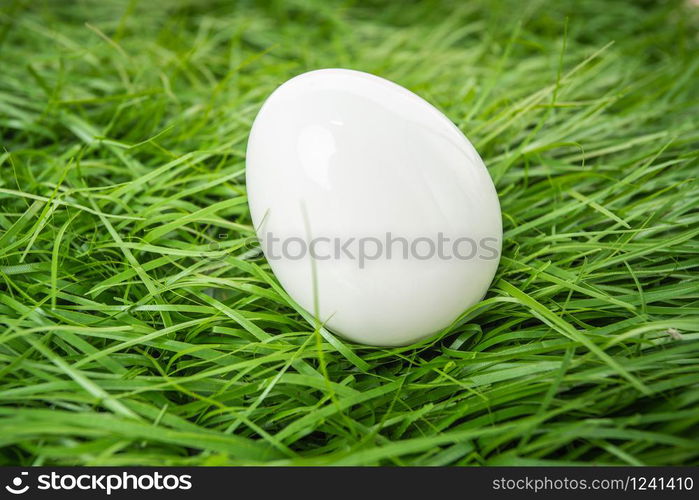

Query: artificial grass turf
0;0;698;466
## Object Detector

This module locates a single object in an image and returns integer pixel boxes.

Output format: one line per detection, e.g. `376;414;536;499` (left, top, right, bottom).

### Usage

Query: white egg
246;68;502;346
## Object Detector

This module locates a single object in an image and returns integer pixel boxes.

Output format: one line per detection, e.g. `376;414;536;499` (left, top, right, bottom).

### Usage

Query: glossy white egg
246;68;502;346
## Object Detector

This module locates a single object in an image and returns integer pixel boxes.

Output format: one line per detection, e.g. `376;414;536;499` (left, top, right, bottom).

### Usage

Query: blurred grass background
0;0;698;465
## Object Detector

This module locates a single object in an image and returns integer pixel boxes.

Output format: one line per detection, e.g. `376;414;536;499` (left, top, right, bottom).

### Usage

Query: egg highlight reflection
246;69;502;346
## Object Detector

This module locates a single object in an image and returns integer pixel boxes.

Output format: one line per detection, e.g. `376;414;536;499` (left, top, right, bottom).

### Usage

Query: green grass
1;0;698;466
